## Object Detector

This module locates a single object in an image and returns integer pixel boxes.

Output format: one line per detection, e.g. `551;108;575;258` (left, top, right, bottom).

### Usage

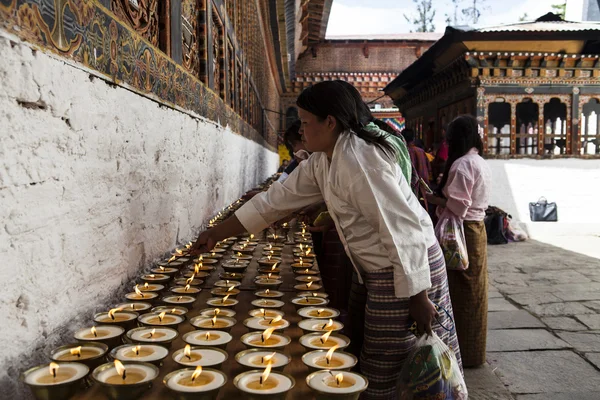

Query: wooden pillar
170;0;182;64
510;101;517;155
476;87;486;153
537;99;545;156
572;87;580;155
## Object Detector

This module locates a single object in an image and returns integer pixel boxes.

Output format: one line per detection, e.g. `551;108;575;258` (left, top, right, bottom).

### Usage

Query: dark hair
283;120;302;154
296;81;396;157
401;128;415;143
437;115;484;196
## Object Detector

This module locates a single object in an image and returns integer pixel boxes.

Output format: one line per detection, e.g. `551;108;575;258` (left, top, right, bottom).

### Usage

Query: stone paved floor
485;239;600;399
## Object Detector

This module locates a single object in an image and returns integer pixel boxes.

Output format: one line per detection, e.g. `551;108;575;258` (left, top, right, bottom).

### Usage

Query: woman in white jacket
191;81;460;399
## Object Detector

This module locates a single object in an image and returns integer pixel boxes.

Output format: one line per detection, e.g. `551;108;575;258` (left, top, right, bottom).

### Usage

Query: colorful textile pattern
447;220;488;367
383;117;406;132
0;0;270;149
359;244;462;399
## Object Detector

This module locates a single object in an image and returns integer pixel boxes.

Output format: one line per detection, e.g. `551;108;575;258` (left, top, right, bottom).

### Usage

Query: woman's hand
425;193;447;207
190;229;218;255
409;290;438;336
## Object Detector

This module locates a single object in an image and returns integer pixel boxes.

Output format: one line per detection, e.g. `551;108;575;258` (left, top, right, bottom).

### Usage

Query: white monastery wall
0;31;278;397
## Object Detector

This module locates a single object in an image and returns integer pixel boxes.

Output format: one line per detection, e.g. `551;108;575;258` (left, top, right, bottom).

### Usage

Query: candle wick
186;353;192;360
260;376;263;385
93;331;97;338
261;334;265;343
52;369;56;379
192;375;196;383
122;369;127;380
320;337;325;344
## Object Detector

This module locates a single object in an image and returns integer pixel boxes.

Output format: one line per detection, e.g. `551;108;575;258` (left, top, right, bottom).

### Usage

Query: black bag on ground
529;197;558;222
484;206;509;245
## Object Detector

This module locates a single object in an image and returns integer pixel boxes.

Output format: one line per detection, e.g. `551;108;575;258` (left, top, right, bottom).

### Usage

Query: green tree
462;0;487;24
404;0;436;32
551;2;566;19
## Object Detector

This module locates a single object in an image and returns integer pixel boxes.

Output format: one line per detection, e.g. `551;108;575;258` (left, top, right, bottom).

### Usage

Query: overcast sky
326;0;558;36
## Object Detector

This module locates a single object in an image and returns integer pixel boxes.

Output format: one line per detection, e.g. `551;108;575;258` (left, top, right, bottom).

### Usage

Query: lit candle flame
267;255;272;261
158;311;167;322
134;285;144;298
266;244;272;250
227;285;235;292
312;292;319;297
304;268;309;273
336;373;344;386
302;228;306;235
205;332;211;341
237;252;242;257
269;315;282;325
194;265;200;274
300;244;304;251
149;328;156;338
306;281;313;288
168;255;176;263
300;258;303;266
317;308;325;316
211;252;216;257
159;266;165;271
320;330;333;344
250;234;255;240
144;282;149;289
108;308;121;320
306;248;312;256
171;308;177;314
262;352;276;364
191;366;202;382
261;327;276;343
323;319;334;330
214;308;221;316
133;345;141;356
268;273;272;279
184;344;192;360
70;346;82;358
199;256;203;262
271;264;277;271
114;360;126;380
177;296;183;301
186;275;195;285
325;344;340;365
149;274;156;278
222;294;230;304
260;362;272;385
176;249;183;255
91;326;98;337
226;280;230;286
129;303;136;309
260;308;266;317
185;284;191;292
49;362;59;379
211;315;217;326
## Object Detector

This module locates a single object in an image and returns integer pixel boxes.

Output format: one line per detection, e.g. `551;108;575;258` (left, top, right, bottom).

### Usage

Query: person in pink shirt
427;115;491;367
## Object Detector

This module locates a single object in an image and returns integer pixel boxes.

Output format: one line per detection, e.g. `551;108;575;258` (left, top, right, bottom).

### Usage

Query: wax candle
182;330;233;350
295;275;322;283
298;318;344;334
162;295;196;306
297;291;329;299
293;282;323;291
113;302;153;313
250;299;285;309
93;309;139;330
197;308;237;318
174;277;205;287
234;367;295;397
140;274;170;284
92;361;159;399
126;327;179;347
190;316;236;331
164;367;227;396
210;287;241;297
219;272;245;281
151;306;188;317
235;349;290;370
171;285;202;296
297;306;340;320
150;266;178;276
306;370;368;398
74;325;124;348
254;279;283;291
172;346;228;368
302;347;358;371
243;316;289;331
213;280;241;289
111;344;169;365
299;332;351;351
248;308;285;319
125;286;159;302
291;296;330;308
51;343;107;363
22;362;89;400
240;329;291;349
254;289;285;299
138;311;185;327
206;296;239;308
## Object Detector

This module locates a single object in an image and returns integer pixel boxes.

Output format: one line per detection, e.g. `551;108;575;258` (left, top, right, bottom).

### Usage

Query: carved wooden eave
298;0;333;49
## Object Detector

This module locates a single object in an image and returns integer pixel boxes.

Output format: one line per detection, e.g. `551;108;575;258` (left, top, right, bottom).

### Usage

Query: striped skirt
359;243;462;400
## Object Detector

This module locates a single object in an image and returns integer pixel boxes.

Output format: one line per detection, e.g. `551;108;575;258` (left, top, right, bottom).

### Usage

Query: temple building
384;14;600;157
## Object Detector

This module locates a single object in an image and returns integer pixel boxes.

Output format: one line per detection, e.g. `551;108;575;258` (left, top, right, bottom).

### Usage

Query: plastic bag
397;333;468;400
434;209;469;271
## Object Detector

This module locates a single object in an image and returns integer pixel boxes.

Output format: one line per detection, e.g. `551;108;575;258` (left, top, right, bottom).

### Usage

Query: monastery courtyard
468;236;600;399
